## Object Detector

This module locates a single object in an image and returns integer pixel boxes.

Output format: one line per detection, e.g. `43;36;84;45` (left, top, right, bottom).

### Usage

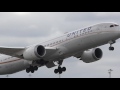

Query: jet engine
81;48;103;63
23;45;46;61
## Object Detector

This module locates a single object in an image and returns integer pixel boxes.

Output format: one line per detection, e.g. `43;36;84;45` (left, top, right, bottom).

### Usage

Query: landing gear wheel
31;69;34;73
109;47;114;51
26;66;38;73
54;69;58;74
34;66;38;71
26;68;30;73
109;40;115;51
54;60;67;74
62;67;66;72
58;70;62;74
58;67;61;70
54;67;66;74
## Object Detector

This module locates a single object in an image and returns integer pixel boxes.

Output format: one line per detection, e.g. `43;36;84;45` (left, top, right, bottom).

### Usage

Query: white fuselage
0;22;120;75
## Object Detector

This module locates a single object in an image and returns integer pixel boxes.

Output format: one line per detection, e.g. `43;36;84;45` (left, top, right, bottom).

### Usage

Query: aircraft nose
117;25;120;35
119;25;120;30
118;25;120;31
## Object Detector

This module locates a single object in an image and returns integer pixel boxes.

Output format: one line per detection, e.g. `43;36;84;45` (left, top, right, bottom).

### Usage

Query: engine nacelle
81;48;103;63
23;45;46;61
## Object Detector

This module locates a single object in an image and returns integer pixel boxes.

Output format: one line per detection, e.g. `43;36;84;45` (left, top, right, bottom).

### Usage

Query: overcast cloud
0;12;120;78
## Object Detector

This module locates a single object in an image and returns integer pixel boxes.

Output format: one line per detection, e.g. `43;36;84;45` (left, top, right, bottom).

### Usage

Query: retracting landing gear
26;66;38;73
54;60;66;74
109;40;116;51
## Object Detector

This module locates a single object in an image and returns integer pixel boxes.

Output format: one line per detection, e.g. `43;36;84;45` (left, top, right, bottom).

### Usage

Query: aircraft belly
0;60;29;75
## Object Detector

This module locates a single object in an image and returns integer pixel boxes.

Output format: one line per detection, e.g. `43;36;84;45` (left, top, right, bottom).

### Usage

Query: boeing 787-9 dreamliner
0;22;119;75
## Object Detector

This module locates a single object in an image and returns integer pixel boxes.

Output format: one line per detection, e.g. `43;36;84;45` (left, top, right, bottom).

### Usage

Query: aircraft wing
0;46;58;58
45;47;58;54
0;46;25;57
73;51;83;58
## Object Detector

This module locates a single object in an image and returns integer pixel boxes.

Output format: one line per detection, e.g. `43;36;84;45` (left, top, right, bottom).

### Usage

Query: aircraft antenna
29;74;32;78
6;75;9;78
108;69;113;78
59;73;61;78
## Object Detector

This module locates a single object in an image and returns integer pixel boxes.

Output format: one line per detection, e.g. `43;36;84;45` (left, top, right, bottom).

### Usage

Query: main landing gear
26;66;38;73
109;40;116;51
54;60;66;74
26;60;48;73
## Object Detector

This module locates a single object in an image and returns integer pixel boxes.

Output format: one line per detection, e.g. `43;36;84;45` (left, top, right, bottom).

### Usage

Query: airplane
0;22;119;75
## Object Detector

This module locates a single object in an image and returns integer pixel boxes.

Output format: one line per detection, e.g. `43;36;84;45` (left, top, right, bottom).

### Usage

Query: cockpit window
114;24;119;26
110;25;114;27
110;24;119;27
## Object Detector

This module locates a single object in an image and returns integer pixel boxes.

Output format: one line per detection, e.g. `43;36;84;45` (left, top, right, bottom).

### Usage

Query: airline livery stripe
0;59;22;64
49;30;117;47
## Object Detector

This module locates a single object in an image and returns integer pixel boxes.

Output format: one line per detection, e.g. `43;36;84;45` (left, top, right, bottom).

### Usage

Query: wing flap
45;47;58;54
0;46;25;56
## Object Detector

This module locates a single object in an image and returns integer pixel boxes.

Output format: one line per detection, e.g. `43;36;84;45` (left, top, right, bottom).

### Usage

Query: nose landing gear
109;46;114;51
109;40;116;51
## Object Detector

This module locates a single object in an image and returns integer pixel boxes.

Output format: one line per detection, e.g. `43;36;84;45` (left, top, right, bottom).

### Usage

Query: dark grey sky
0;12;120;78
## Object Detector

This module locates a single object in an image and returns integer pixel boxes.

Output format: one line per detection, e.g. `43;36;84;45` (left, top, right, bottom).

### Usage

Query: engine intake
23;45;46;61
35;45;46;58
81;48;103;63
94;48;102;59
